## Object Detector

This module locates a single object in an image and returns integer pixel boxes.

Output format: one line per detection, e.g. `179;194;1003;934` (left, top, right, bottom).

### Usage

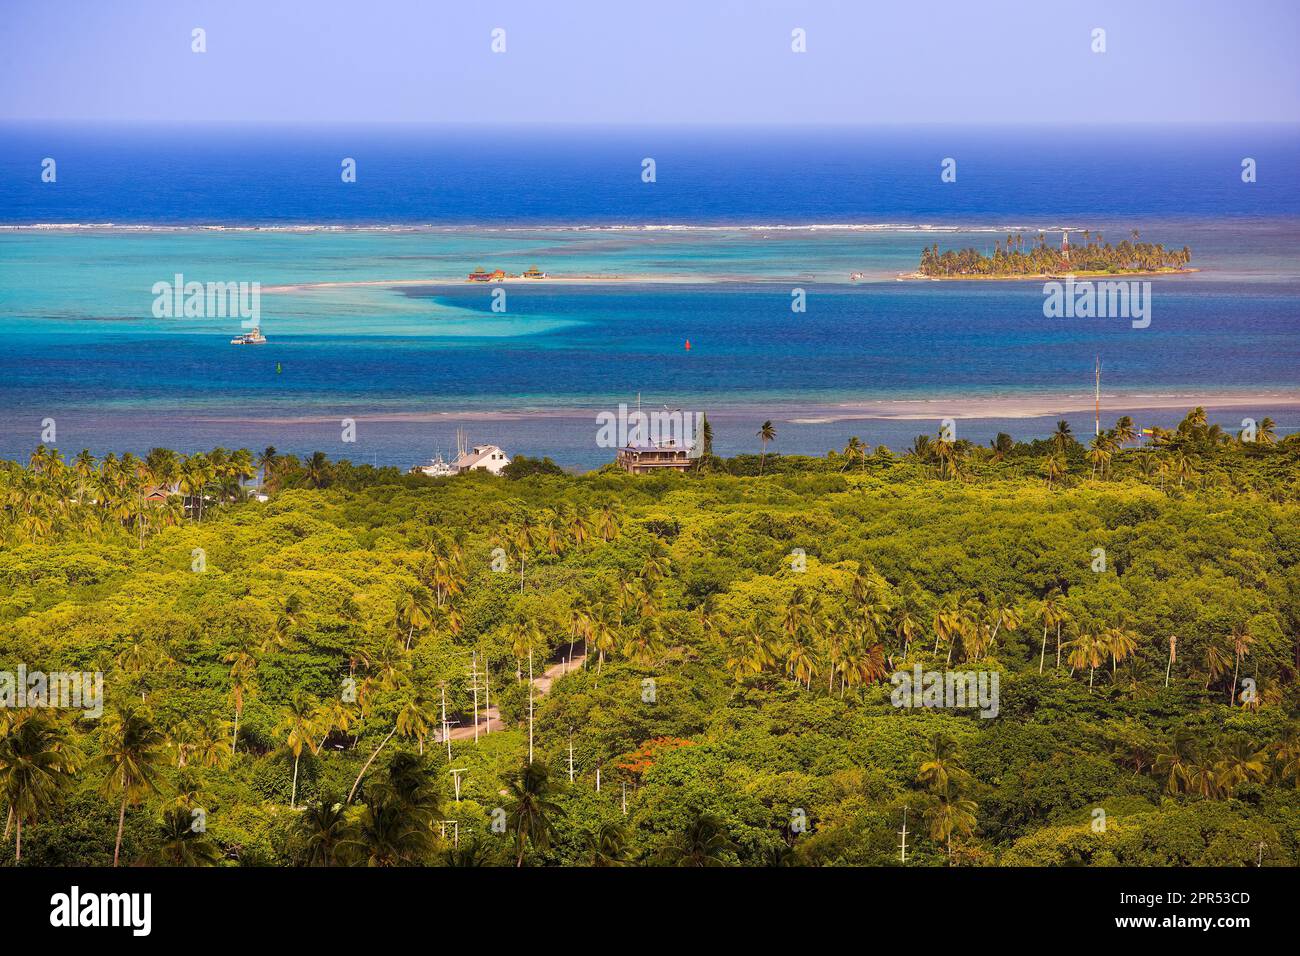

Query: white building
453;444;511;475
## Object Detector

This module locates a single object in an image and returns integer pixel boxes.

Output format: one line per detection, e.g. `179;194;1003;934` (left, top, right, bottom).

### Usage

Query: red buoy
684;339;692;351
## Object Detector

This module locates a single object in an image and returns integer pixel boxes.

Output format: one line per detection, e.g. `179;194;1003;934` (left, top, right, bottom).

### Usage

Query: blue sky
2;0;1297;124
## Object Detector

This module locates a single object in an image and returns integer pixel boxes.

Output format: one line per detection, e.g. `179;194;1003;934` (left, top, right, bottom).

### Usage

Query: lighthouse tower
1061;230;1070;259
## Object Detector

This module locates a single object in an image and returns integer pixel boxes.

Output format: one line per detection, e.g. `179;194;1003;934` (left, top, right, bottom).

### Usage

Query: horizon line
4;119;1299;129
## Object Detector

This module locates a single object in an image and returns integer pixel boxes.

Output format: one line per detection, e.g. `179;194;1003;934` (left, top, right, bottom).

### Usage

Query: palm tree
924;785;977;865
916;733;969;793
567;606;593;668
181;452;214;521
892;606;920;658
1215;734;1267;797
1200;640;1231;693
1041;453;1065;490
640;540;672;584
395;584;433;650
1051;419;1074;455
369;752;442;830
728;618;776;683
1257;417;1277;446
1067;626;1106;688
582;821;629;866
224;649;256;754
257;446;279;490
589;606;618;678
1186;757;1220;799
1035;588;1071;672
1103;626;1139;676
278;692;320;809
302;451;331;489
348;797;434;866
0;711;78;863
931;599;960;659
1152;457;1171;492
1086;435;1112;479
295;799;354;866
97;706;166;866
987;600;1021;655
151;808;221;866
346;668;415;805
623;617;662;668
596;503;621;542
1153;730;1198;795
504;760;564;867
1229;621;1254;706
543;511;566;556
442;837;493;867
786;633;818;690
840;436;866;471
1269;730;1300;790
1172;452;1196;488
395;696;437;756
756;420;776;474
511;514;538;594
1113;415;1137;447
654;811;736;866
567;508;592;546
508;618;541;683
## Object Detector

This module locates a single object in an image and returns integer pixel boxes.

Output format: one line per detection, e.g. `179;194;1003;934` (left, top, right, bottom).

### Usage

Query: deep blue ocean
3;124;1299;224
1;124;1297;468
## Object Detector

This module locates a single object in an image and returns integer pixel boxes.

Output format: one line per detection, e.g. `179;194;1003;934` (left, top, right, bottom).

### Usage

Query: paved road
441;650;587;742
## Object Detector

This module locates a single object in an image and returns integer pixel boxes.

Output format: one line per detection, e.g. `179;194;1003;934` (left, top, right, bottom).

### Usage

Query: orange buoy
684;339;691;350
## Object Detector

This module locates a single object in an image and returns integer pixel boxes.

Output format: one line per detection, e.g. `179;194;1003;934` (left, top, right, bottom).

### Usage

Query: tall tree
756;420;776;474
0;711;78;863
97;706;165;866
504;760;564;867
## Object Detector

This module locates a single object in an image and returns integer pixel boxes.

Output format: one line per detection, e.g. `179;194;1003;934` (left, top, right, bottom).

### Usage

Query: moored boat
231;326;267;345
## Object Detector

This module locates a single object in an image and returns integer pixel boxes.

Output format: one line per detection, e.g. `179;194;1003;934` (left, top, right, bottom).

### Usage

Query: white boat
231;327;267;345
410;453;455;477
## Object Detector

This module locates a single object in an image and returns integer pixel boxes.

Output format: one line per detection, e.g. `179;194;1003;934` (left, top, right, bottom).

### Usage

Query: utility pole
528;647;535;763
439;681;451;760
595;759;601;793
567;728;575;783
483;659;491;735
1095;356;1101;437
469;652;480;743
438;820;461;849
449;768;466;803
621;781;627;816
899;806;909;864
